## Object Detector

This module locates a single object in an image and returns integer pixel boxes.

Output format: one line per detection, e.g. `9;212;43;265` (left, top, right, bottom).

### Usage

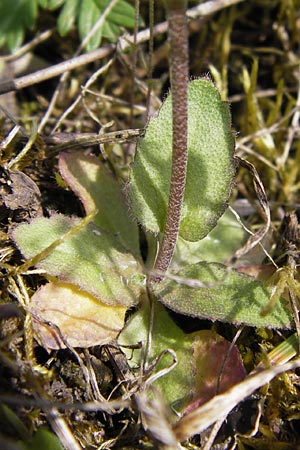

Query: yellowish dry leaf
30;281;127;349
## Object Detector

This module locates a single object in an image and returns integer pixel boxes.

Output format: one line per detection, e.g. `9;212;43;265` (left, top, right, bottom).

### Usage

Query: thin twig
187;0;245;19
51;58;114;133
0;393;129;412
44;128;144;152
0;45;115;95
45;407;82;450
0;29;53;63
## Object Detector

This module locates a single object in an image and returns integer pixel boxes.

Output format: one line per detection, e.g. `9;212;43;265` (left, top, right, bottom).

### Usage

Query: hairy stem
150;1;188;284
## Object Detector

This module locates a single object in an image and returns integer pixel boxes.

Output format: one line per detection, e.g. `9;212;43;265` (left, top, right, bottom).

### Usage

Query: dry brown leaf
30;281;127;349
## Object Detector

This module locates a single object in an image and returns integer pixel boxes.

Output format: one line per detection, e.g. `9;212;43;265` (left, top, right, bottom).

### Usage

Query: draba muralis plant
12;1;292;414
12;78;292;410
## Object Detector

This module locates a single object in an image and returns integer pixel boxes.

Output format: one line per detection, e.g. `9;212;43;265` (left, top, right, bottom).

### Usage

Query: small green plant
12;77;293;412
8;0;294;421
0;0;137;53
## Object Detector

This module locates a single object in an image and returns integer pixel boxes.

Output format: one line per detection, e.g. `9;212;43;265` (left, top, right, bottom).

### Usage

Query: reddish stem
150;3;188;284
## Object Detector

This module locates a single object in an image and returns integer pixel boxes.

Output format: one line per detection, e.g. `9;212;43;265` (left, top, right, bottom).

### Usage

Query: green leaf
38;0;64;9
19;427;63;450
118;300;245;412
94;0;137;28
58;151;140;257
56;0;140;50
6;28;25;53
57;0;80;36
129;78;235;242
78;0;103;51
118;300;195;411
0;0;39;52
12;214;144;307
27;1;38;28
172;209;246;270
102;20;120;40
56;0;140;51
154;262;292;328
0;403;30;440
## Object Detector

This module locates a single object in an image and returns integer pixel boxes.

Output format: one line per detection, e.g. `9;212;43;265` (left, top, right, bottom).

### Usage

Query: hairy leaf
172;209;246;270
118;300;245;412
154;262;292;328
118;300;196;411
59;151;140;256
129;78;235;242
12;214;144;306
